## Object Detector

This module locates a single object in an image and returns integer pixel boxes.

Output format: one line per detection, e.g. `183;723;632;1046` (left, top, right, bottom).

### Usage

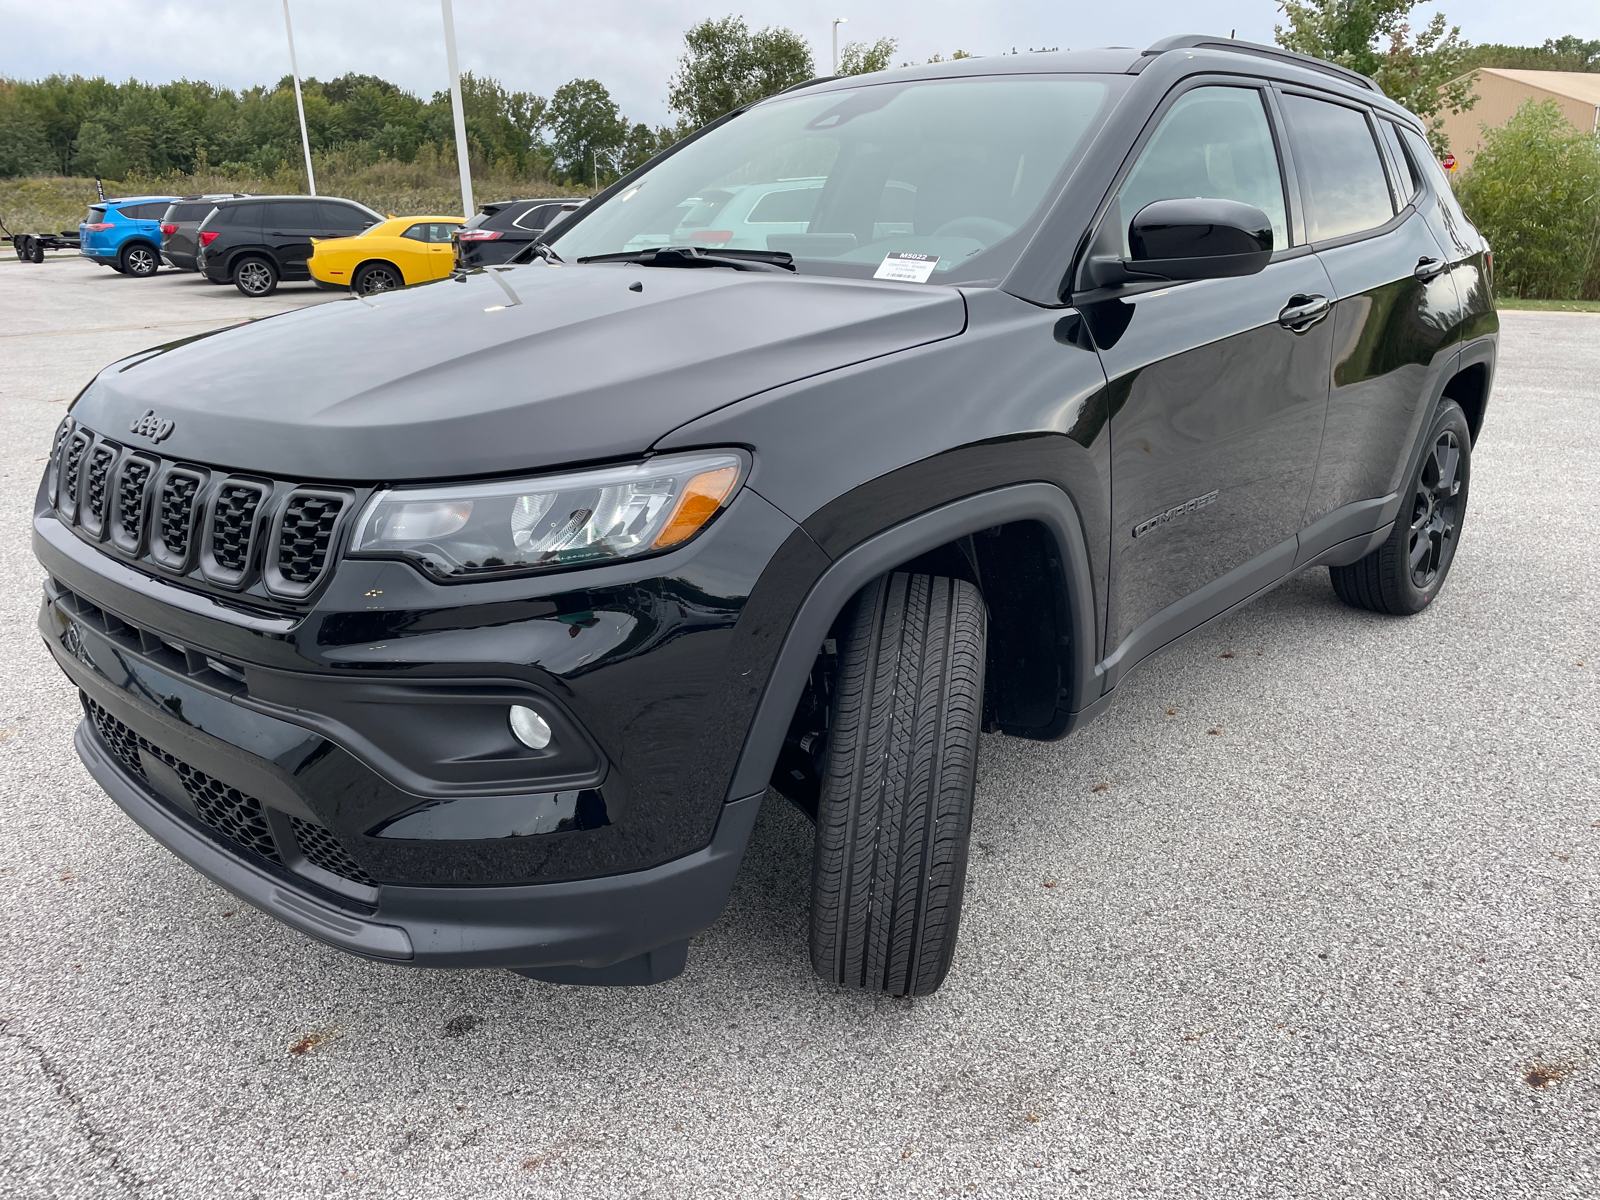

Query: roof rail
1140;34;1380;92
776;75;843;95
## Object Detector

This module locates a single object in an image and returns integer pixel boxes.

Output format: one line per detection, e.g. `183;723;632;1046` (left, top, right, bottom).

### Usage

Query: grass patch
1495;297;1600;312
1;157;587;234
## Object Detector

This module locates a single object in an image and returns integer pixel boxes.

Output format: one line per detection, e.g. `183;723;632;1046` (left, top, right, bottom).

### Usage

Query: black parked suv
159;194;251;271
453;197;584;269
36;38;1495;994
196;195;382;296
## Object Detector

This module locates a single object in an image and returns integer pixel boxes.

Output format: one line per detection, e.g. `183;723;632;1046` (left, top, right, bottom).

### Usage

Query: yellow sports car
309;216;463;293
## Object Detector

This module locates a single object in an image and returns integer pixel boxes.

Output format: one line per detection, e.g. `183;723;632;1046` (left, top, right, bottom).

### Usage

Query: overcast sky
2;1;1596;126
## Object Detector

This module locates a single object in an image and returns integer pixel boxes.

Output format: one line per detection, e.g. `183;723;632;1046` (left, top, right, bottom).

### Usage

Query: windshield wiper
575;246;796;273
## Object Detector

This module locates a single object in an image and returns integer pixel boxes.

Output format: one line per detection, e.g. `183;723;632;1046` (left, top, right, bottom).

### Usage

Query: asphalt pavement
1;254;1596;1200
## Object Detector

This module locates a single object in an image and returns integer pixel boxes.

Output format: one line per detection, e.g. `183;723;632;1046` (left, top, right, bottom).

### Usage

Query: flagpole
441;0;475;219
281;0;317;195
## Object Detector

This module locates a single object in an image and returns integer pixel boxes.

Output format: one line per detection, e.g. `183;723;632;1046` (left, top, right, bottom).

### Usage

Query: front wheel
1331;399;1472;615
810;572;986;997
352;261;403;294
233;256;278;297
120;243;158;277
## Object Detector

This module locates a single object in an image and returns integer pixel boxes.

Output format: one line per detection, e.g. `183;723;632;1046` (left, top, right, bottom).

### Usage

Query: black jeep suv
35;37;1495;994
196;195;382;296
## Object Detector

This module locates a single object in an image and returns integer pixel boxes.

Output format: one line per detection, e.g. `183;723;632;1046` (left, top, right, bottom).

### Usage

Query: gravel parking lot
1;254;1596;1200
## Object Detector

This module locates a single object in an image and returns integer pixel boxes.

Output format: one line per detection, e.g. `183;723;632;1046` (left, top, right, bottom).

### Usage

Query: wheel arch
1444;337;1496;444
353;258;407;287
724;482;1102;803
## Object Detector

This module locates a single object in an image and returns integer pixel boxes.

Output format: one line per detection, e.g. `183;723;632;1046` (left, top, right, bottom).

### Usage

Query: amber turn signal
651;465;740;549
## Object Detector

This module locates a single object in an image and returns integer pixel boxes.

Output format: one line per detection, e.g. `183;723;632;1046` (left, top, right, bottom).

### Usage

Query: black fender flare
723;481;1102;801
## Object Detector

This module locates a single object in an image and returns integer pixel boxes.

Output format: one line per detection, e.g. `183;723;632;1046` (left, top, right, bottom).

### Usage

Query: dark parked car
36;37;1495;995
452;197;584;269
196;195;382;296
159;194;250;271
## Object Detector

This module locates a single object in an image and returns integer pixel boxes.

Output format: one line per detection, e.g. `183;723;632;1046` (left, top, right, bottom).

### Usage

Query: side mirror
1128;198;1273;280
1083;197;1273;289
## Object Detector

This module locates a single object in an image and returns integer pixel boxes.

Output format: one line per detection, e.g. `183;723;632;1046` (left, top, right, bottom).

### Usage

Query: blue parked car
79;196;179;277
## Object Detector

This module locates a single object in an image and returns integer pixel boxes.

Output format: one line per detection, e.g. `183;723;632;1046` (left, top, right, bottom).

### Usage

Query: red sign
1441;153;1457;172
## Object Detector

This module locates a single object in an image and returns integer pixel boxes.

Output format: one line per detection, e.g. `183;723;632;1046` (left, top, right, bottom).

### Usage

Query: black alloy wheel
121;243;158;277
352;262;403;294
1330;399;1472;615
233;256;278;297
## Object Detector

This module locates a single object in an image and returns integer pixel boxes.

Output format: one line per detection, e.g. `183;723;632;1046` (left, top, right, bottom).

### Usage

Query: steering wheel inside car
931;216;1014;245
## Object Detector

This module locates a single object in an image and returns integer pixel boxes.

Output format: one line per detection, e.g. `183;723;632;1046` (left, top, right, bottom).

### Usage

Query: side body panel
1303;212;1462;523
1093;253;1335;654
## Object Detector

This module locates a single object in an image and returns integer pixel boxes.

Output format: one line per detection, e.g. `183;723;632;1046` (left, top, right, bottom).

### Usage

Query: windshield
547;75;1115;284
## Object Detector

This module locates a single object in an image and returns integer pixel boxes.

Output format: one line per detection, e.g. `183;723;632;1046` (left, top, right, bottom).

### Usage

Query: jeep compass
34;37;1496;993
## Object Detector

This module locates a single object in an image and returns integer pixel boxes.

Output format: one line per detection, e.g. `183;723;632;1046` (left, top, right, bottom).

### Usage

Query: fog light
509;705;552;750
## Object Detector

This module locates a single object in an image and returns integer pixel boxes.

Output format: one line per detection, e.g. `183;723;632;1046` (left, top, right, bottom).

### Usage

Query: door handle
1414;256;1447;280
1278;294;1330;331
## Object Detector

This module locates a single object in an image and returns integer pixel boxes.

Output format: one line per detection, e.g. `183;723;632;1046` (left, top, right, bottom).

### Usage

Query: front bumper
75;717;762;977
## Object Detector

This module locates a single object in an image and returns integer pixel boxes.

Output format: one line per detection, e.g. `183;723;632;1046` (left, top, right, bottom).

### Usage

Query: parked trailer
2;218;81;263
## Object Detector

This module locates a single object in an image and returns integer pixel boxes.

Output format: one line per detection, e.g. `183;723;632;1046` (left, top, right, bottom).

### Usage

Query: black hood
70;264;966;482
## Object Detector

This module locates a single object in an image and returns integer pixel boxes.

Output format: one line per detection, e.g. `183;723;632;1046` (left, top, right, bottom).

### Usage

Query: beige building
1437;69;1600;167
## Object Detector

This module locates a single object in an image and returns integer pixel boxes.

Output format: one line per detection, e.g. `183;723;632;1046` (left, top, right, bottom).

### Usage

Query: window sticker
873;251;940;283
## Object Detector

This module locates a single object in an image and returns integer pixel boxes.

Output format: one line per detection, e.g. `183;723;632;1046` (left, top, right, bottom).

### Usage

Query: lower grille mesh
290;817;375;886
84;697;280;863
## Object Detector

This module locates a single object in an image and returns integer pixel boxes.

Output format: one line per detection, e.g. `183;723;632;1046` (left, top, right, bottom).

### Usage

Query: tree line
0;16;924;186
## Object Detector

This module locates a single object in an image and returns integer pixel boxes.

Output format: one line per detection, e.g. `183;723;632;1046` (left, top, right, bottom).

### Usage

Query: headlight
348;450;745;581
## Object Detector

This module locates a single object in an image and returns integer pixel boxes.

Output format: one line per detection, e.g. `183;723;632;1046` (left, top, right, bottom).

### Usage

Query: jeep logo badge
128;409;175;443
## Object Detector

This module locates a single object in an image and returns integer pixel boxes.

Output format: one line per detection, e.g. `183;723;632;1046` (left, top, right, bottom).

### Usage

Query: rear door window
318;202;373;232
1375;120;1420;208
264;200;316;229
220;202;264;230
1280;94;1395;242
1113;85;1290;254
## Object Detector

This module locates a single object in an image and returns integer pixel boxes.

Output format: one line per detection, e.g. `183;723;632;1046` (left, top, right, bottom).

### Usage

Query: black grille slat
290;817;375;886
83;445;117;533
62;432;91;517
158;471;201;557
277;494;345;586
116;459;152;542
84;697;280;864
48;420;72;503
210;483;264;574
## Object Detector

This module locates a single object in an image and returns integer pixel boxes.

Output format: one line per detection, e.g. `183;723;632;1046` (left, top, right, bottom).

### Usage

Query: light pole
832;17;848;73
281;0;316;195
441;0;475;219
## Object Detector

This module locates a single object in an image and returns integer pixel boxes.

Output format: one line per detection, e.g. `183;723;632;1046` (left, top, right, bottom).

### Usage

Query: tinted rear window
317;202;373;232
262;200;317;227
213;202;264;229
85;207;105;223
1281;94;1394;241
170;203;214;222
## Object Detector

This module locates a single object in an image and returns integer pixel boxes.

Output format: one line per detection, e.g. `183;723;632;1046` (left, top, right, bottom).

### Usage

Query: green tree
839;38;898;75
1454;99;1600;300
667;15;814;130
1275;0;1477;151
1463;35;1600;73
546;78;625;186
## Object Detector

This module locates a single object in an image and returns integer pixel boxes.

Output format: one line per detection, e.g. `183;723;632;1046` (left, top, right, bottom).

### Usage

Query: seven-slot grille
46;420;354;601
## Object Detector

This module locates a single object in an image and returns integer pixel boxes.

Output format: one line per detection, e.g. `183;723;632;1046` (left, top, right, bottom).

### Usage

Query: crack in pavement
0;1017;147;1197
